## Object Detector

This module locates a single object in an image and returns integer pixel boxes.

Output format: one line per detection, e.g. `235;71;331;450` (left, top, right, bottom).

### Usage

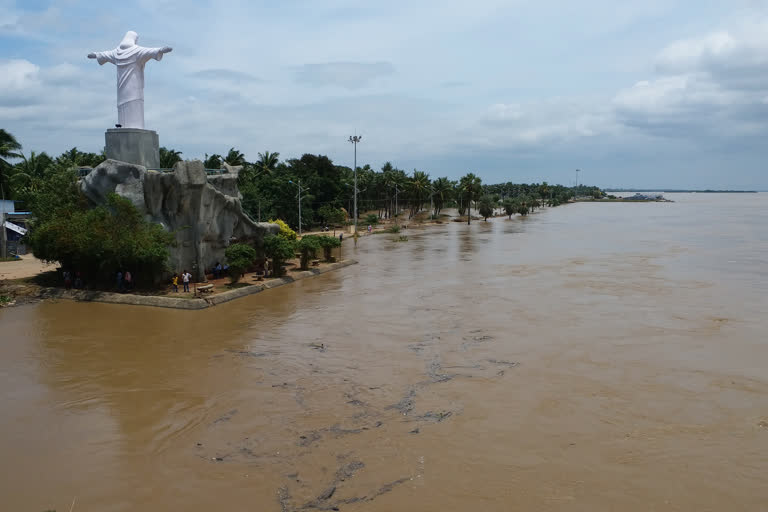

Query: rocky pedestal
81;159;278;282
105;128;160;169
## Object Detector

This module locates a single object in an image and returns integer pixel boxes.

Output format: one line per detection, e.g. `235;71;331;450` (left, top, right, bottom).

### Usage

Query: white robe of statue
88;31;172;129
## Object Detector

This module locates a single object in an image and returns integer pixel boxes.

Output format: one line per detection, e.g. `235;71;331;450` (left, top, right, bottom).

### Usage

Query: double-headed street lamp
288;178;309;236
348;135;362;233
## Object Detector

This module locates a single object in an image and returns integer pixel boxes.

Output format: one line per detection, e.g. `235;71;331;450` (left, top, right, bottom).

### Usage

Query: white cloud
613;18;768;138
0;59;40;92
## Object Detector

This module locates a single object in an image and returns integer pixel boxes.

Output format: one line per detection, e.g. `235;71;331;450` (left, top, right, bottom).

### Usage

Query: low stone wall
37;260;357;310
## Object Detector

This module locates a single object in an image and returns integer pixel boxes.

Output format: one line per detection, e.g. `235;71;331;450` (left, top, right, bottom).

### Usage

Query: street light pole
348;135;362;233
289;179;308;235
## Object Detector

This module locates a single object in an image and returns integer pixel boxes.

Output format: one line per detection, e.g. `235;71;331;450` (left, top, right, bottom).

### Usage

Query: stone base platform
105;128;160;169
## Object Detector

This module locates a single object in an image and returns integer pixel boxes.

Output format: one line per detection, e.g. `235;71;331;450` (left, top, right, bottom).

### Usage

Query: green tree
263;234;295;277
364;213;379;226
224;147;247;167
459;172;482;225
28;193;174;285
0;129;22;200
318;205;346;233
296;235;321;270
516;196;531;216
224;243;257;283
9;151;53;195
431;176;453;216
56;147;103;168
203;153;222;169
478;195;494;221
159;147;183;168
503;198;516;219
254;150;280;176
317;235;341;261
407;169;431;218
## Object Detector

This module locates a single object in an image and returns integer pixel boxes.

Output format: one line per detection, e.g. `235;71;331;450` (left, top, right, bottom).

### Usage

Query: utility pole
393;183;401;223
289;179;308;235
575;169;580;197
348;134;362;233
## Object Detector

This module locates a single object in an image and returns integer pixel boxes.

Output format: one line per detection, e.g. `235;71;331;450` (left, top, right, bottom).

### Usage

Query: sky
1;0;767;189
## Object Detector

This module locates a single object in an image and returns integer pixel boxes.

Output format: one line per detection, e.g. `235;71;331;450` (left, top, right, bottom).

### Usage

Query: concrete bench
196;284;214;295
311;259;320;267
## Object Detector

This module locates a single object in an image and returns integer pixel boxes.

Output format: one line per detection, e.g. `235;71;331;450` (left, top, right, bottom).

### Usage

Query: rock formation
81;159;278;281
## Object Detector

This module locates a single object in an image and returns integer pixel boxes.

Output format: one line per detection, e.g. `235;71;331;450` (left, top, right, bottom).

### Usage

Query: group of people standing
171;270;192;293
115;270;134;292
62;270;84;290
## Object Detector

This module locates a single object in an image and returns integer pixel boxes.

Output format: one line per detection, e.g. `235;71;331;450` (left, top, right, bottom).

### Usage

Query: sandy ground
0;255;55;281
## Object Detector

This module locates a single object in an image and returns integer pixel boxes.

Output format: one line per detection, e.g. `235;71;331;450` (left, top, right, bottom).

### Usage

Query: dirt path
0;255;55;281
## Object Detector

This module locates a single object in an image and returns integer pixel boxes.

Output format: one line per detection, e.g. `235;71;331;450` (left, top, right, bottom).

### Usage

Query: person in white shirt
182;270;191;292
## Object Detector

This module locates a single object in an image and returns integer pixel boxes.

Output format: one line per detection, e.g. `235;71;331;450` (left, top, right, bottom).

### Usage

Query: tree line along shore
1;128;603;291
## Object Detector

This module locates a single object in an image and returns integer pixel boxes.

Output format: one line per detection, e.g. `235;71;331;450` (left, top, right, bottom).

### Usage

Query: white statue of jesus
88;31;172;130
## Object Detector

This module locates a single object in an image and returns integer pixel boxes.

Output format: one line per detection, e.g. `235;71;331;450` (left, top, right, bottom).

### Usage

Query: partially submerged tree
459;172;482;225
478;195;494;221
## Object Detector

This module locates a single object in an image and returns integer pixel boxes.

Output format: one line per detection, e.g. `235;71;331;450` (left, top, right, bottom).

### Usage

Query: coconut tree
431;176;453;216
459;172;482;225
159;147;182;169
203;153;222;169
407;169;430;218
255;151;280;176
10;151;53;193
0;129;22;200
223;147;247;167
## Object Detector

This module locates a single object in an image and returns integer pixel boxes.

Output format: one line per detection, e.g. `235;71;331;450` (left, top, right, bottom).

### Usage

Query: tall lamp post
348;135;362;233
288;179;308;236
575;169;580;196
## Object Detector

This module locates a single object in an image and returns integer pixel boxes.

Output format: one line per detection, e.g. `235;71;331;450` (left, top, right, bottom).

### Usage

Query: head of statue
119;31;138;49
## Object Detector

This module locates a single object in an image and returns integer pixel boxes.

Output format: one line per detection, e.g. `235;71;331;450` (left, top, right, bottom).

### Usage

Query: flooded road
1;193;767;511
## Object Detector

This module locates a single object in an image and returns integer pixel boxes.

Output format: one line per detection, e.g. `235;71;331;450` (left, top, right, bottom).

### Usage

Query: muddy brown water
1;193;767;511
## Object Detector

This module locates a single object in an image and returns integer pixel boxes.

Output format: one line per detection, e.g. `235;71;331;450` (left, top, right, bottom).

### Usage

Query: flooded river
1;193;767;511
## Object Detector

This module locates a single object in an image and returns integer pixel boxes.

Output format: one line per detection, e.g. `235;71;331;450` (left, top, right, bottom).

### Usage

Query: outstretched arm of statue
161;46;173;54
88;50;116;65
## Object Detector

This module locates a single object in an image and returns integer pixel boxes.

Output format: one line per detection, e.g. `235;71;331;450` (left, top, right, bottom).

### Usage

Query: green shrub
317;235;341;261
386;224;401;233
364;213;379;226
263;234;296;276
297;235;322;270
224;243;257;283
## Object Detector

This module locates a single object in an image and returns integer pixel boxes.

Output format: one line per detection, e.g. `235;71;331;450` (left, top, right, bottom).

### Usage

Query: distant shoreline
605;189;758;193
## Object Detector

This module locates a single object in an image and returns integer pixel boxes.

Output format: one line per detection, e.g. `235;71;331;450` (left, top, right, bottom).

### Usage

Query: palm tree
203;153;222;169
431;176;453;216
223;147;246;167
10;151;53;193
459;172;482;225
408;170;431;218
0;129;22;200
159;147;183;169
254;151;280;176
